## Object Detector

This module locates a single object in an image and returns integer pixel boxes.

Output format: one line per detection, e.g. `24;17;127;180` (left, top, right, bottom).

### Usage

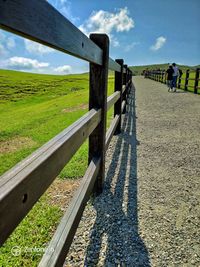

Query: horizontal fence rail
0;0;121;71
0;0;133;266
0;108;102;245
145;68;200;94
38;156;101;267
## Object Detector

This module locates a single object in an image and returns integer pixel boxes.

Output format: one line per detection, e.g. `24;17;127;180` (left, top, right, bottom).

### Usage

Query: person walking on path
166;65;174;92
172;63;179;92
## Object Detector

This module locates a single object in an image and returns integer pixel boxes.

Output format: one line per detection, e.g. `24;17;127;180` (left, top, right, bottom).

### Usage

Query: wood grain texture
107;91;120;111
0;0;102;64
121;100;126;113
105;115;120;150
38;157;100;267
108;58;121;72
184;70;190;91
194;68;199;94
114;59;123;134
89;34;109;194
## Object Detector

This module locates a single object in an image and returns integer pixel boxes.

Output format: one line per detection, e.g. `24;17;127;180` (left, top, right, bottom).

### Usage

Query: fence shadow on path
84;86;150;266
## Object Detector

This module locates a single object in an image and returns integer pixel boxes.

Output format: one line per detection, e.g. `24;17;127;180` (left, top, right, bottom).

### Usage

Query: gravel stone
65;77;200;266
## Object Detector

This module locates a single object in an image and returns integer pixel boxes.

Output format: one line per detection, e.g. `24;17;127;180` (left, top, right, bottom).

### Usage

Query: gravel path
65;77;200;266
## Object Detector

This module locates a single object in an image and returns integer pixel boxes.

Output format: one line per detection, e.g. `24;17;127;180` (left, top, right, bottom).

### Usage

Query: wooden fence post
123;64;128;113
164;70;167;84
127;69;131;94
89;34;109;194
161;70;164;83
178;73;181;89
194;68;199;94
184;69;189;91
129;69;132;92
114;59;123;134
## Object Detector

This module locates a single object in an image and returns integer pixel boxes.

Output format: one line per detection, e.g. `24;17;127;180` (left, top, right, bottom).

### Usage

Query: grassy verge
0;70;115;266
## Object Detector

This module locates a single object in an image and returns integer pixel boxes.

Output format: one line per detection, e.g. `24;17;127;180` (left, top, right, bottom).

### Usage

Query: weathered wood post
127;68;131;94
178;73;181;89
161;70;164;83
184;69;189;91
194;68;199;94
164;70;167;84
114;59;123;134
123;64;128;113
89;34;109;194
129;69;132;92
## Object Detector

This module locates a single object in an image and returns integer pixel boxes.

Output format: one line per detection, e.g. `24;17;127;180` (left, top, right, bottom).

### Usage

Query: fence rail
0;0;133;266
145;68;200;94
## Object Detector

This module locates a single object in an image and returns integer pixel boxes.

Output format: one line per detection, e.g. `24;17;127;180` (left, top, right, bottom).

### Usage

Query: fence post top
115;59;124;65
89;33;109;44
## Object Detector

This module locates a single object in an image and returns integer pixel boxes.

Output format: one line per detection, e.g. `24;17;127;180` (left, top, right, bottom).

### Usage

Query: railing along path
146;68;200;94
0;1;133;266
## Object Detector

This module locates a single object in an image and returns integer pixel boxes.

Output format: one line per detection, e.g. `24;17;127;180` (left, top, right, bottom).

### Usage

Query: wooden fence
146;68;200;94
0;1;132;266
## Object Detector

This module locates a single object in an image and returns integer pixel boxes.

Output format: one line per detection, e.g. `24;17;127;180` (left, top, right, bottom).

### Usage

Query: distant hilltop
129;63;200;75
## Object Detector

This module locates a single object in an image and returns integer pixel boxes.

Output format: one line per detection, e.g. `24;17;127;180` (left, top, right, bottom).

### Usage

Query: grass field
0;69;115;266
0;70;115;177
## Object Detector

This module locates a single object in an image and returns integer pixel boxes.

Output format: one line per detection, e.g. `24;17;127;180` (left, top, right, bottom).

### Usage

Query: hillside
129;63;200;75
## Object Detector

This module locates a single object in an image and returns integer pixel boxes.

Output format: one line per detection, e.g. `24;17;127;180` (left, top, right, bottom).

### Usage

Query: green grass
0;195;62;267
0;70;114;177
0;69;115;266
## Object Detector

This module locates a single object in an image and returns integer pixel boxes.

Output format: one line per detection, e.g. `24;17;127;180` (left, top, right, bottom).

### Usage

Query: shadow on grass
84;86;150;266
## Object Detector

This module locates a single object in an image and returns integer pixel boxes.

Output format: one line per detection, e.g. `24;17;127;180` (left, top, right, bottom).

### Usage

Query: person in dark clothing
166;65;174;92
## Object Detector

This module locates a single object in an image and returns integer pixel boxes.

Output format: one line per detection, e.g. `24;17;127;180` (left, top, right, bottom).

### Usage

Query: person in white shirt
172;63;179;92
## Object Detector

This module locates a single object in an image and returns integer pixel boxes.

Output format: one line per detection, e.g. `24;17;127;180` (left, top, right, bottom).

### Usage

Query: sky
0;0;199;74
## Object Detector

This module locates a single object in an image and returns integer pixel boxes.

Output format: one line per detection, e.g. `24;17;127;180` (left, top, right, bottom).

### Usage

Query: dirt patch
62;104;88;113
0;136;37;154
46;178;81;211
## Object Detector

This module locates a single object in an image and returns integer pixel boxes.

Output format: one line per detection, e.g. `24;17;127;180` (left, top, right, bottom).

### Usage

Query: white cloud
5;56;49;70
124;42;140;52
0;31;6;41
54;65;72;74
7;37;16;49
47;0;79;23
24;39;54;55
79;7;134;46
0;30;16;55
150;36;166;51
0;43;7;56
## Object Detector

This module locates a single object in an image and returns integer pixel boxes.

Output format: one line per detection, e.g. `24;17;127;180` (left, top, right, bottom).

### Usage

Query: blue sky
0;0;199;74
